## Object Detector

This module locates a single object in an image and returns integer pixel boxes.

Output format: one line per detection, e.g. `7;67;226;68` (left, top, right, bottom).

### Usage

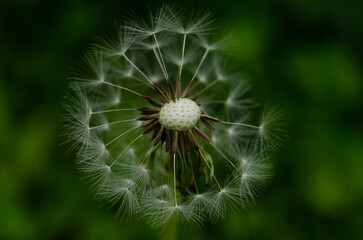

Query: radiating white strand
101;80;142;96
91;108;137;115
200;100;227;105
178;33;187;79
220;121;261;130
209;142;242;175
110;133;143;167
161;151;168;199
187;152;200;195
89;119;136;130
124;144;157;189
152;47;168;80
173;153;178;206
199;149;222;191
197;78;220;95
128;75;153;87
213;128;239;156
153;34;169;80
191;48;210;83
105;126;140;147
122;53;154;85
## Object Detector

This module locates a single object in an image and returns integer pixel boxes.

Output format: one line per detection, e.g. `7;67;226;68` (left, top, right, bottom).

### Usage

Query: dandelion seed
63;5;285;227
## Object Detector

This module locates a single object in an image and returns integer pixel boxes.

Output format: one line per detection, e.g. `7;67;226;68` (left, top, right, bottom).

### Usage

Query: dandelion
63;5;285;227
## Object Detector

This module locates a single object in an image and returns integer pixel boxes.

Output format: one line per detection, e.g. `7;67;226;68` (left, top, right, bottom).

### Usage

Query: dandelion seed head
63;4;285;227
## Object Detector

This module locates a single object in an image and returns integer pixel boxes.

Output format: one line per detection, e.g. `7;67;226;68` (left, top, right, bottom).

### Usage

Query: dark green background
1;0;362;239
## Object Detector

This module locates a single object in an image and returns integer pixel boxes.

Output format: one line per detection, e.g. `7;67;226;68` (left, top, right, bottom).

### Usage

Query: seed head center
159;98;201;131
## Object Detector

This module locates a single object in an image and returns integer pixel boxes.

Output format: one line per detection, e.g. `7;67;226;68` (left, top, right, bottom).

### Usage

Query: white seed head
63;4;285;228
159;98;201;131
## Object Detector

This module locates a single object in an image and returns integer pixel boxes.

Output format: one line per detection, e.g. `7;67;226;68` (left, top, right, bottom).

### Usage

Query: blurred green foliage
0;0;362;239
